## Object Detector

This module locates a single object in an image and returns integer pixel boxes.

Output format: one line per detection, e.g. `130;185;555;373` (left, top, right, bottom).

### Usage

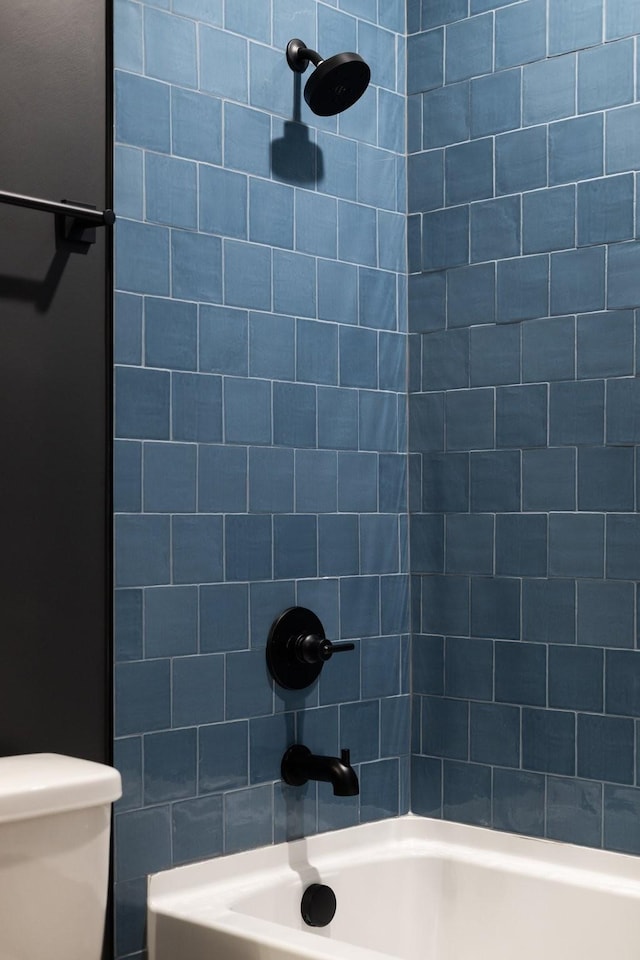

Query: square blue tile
172;372;223;443
607;0;640;39
549;0;603;56
471;196;521;262
493;768;545;837
318;260;358;325
144;729;197;804
604;785;640;854
224;377;271;444
443;760;492;827
496;641;547;707
497;255;549;324
199;26;247;101
607;103;640;174
471;68;521;138
496;514;548;577
422;696;468;760
249;178;294;249
172;88;222;164
607;378;640;443
317;387;358;450
172;515;223;584
577;579;635;648
199;166;247;239
114;293;142;366
444;388;495;452
408;28;444;94
549;513;604;578
199;305;249;377
249;312;294;381
408;149;444;214
470;450;521;513
423;81;470;149
578;714;634;784
523;54;576;125
114;440;142;514
446;15;493;83
273;382;316;448
551;246;606;315
115;659;171;736
522;709;576;777
547;777;602;847
578;175;634;246
115;71;170;152
172;795;223;865
274;515;317;580
421;575;470;637
198;719;248;792
198;444;247;512
608;241;640;310
225;515;272;582
523;448;576;511
225;240;271;311
549;379;604;445
495;126;547;195
226;648;273;720
445;138;493;206
470;702;520;767
116;220;170;297
607;516;640;580
145;298;197;371
578;446;634;511
423;452;469;513
549;646;604;712
523;186;575;255
447;263;496;328
248;447;294;514
200;583;249;654
496;384;548;449
471;576;521;640
115;515;170;587
224;785;273;854
445;636;493;700
522;579;576;644
496;1;547;68
143;443;196;513
172;230;222;304
445;515;494;576
115;589;143;662
522;316;575;383
115;146;143;220
577;310;634;378
115;807;171;881
579;38;634;112
144;8;197;87
338;201;378;267
549;114;604;186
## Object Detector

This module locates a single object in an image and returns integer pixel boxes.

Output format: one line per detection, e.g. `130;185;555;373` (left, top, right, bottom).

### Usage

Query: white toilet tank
0;752;122;960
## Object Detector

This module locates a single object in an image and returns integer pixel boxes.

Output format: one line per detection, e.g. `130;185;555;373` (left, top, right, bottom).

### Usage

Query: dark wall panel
0;0;111;763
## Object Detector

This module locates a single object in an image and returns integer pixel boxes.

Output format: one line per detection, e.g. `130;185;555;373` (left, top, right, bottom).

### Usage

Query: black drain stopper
301;883;337;927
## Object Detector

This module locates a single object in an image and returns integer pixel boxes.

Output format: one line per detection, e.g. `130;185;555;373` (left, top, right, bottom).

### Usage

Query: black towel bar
0;190;115;243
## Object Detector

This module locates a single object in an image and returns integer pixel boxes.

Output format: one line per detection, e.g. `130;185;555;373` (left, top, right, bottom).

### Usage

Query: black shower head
286;38;371;117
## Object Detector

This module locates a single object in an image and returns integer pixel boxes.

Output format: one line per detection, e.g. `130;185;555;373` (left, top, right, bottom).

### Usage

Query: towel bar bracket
0;190;115;245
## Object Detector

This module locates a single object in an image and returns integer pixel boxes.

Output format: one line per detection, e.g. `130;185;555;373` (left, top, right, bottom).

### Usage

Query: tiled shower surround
113;0;406;956
114;0;640;957
409;0;640;854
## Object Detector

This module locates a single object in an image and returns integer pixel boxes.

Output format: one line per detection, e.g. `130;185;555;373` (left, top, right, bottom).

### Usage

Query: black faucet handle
296;634;355;664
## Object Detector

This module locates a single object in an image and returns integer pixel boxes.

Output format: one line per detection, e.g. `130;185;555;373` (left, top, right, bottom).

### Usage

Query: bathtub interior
148;816;640;960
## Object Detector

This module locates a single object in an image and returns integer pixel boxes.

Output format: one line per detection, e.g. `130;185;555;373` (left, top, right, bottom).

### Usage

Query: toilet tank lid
0;753;122;823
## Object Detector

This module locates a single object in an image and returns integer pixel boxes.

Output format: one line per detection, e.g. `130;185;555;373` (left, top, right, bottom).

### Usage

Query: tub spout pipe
282;744;359;797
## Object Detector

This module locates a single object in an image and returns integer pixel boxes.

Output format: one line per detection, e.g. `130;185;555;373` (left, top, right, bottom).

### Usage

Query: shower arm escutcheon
267;606;355;690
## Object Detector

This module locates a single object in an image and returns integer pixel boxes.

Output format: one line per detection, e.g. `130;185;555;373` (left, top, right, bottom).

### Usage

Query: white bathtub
148;814;640;960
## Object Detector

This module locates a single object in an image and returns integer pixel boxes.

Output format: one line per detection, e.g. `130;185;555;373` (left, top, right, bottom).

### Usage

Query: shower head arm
286;39;324;73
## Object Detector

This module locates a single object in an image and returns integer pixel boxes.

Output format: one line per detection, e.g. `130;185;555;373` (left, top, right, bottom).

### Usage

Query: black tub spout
281;744;359;796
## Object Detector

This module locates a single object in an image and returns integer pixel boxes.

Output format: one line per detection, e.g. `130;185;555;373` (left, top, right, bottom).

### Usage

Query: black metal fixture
0;190;115;244
286;38;371;116
301;884;337;927
266;606;355;690
282;744;359;796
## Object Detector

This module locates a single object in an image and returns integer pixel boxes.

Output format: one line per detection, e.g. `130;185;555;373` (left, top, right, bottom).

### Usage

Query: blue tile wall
114;3;406;956
409;0;640;863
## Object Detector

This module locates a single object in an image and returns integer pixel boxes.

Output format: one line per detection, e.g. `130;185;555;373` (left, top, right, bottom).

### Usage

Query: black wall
0;1;112;764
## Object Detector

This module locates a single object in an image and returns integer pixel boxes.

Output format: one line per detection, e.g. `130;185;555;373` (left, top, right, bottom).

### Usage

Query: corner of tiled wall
409;0;640;855
113;1;407;956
